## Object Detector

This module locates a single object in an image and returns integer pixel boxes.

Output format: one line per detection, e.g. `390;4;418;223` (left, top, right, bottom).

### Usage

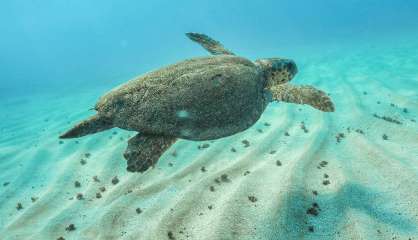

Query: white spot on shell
176;110;190;119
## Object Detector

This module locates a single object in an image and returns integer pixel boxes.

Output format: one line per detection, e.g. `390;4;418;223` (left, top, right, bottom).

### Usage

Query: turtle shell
95;55;268;140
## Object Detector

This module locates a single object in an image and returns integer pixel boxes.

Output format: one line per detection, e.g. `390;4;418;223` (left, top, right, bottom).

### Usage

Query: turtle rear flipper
186;32;235;55
60;115;113;139
124;134;177;173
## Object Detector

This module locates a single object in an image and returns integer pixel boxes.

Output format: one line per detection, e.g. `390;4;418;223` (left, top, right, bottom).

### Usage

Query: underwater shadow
272;182;416;239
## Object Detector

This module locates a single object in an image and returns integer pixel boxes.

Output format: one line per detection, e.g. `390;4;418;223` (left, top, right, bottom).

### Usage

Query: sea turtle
60;33;335;173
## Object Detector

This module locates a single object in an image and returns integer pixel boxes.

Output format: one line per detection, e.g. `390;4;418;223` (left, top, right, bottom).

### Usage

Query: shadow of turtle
267;182;417;239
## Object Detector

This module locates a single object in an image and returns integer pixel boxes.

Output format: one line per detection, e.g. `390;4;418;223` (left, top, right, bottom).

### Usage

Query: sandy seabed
1;44;417;240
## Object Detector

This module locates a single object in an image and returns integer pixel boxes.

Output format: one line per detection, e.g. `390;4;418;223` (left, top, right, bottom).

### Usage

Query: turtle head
255;58;298;88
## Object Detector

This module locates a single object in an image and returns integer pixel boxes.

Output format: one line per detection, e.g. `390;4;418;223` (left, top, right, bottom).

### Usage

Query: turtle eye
285;61;298;76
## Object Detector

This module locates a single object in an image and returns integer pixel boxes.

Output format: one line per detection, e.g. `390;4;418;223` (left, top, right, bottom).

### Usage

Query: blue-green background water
1;0;418;94
1;1;418;240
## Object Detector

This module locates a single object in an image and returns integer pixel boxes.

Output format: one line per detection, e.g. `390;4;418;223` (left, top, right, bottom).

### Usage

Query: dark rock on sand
65;224;76;232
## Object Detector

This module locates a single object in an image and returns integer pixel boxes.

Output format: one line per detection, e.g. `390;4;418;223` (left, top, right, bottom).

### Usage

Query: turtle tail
59;114;113;139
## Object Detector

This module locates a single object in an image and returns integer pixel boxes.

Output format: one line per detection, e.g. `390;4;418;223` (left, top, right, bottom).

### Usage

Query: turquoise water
1;1;418;240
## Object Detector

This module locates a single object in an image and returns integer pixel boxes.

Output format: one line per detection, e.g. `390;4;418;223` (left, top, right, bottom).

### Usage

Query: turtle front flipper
60;114;113;138
270;84;335;112
124;134;177;173
186;32;235;55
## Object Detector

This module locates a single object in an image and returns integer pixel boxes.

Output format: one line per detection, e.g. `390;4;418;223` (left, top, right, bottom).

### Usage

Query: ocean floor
1;43;418;240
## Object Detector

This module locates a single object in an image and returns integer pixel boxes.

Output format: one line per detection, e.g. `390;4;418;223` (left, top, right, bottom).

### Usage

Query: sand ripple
1;47;418;240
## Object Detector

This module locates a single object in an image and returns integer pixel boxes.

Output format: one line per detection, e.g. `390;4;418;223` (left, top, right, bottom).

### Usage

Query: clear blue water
1;1;418;239
2;0;418;94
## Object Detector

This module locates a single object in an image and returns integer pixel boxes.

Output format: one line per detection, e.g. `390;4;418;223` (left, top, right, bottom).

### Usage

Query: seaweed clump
373;114;402;125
